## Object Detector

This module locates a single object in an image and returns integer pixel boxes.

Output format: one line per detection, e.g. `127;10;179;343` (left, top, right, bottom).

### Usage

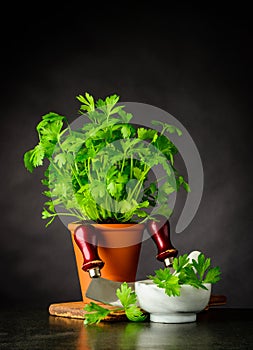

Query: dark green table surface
0;307;252;349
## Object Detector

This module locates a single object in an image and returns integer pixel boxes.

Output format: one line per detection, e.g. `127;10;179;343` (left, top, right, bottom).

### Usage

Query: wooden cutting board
49;301;132;322
48;294;227;322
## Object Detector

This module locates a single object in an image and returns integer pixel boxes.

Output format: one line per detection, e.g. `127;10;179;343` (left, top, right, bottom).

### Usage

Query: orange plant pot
68;222;145;303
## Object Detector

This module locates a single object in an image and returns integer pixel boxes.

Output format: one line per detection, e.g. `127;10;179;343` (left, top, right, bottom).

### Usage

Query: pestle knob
147;215;178;267
74;224;104;278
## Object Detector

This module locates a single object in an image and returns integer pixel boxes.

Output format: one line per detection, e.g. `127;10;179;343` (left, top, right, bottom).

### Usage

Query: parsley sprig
116;282;147;322
83;302;111;325
149;253;221;297
84;282;147;325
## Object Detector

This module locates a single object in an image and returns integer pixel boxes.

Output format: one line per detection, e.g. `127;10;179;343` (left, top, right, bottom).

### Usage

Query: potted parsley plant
23;92;190;301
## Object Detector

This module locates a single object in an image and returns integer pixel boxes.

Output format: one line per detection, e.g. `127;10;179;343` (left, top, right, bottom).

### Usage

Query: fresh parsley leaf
179;265;208;290
39;112;66;124
116;282;137;308
149;268;180;296
173;254;189;273
117;109;133;123
121;124;132;138
191;253;211;281
83;302;111;325
133;167;143;180
137;128;158;141
203;266;221;284
77;92;95;113
159;182;176;195
125;305;147;322
36;114;66;160
151;120;182;136
105;94;120;106
54;153;67;168
29;143;45;167
24;150;35;173
116;282;147;322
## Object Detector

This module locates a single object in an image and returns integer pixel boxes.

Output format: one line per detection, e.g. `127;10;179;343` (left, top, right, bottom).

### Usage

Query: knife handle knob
147;215;178;267
74;224;104;277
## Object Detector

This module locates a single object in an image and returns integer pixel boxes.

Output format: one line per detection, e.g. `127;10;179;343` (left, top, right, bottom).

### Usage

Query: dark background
1;4;252;309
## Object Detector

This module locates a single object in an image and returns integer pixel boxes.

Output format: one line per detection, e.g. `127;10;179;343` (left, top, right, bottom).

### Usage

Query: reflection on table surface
49;315;199;350
0;308;252;349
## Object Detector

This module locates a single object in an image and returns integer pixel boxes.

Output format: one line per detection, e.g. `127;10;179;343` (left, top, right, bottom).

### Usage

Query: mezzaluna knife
74;224;133;305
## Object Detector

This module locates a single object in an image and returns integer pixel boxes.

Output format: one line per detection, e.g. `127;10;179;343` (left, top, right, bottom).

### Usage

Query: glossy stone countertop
0;307;252;349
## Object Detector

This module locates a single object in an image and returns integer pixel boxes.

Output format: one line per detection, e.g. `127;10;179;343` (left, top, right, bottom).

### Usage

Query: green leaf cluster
83;282;147;325
83;302;111;325
149;253;221;297
116;282;147;322
23;92;190;226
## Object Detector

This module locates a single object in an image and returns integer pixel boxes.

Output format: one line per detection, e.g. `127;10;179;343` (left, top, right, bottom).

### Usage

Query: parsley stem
49;212;84;219
128;165;150;201
49;160;63;177
130;155;133;178
121;154;126;173
71;166;83;188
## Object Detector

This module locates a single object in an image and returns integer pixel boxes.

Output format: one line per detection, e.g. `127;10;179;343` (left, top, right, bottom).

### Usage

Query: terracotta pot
68;222;145;303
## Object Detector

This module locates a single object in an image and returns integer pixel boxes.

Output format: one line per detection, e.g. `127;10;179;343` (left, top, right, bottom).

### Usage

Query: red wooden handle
147;215;178;264
74;224;104;273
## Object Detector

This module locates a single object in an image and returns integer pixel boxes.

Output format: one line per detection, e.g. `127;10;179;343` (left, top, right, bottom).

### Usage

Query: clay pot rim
93;223;145;231
68;222;145;232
